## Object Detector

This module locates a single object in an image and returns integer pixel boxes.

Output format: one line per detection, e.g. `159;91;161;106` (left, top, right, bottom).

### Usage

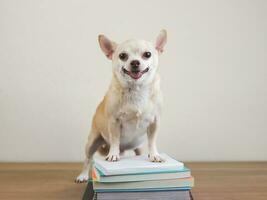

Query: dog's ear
155;29;167;54
98;35;117;60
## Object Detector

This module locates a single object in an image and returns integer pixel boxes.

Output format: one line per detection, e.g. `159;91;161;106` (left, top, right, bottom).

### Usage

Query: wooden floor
0;162;267;200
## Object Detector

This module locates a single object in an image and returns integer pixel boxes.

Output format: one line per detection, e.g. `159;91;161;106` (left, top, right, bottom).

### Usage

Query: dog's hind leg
75;131;104;183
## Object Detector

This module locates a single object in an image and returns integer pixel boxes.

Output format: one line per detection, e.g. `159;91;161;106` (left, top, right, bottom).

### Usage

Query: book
93;176;194;192
92;166;191;183
96;190;191;200
92;167;191;183
93;153;184;176
82;181;94;200
82;182;194;200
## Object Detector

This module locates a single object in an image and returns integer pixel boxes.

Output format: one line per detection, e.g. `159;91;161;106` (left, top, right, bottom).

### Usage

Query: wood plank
0;162;266;200
187;162;267;200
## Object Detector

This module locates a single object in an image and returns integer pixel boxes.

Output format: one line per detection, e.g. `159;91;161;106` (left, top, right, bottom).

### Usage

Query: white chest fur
116;86;156;149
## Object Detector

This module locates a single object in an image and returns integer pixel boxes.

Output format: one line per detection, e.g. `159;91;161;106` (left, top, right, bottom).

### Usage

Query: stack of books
83;153;194;200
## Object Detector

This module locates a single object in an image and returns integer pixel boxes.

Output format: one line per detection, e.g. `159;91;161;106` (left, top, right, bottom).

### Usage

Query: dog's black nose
130;60;140;69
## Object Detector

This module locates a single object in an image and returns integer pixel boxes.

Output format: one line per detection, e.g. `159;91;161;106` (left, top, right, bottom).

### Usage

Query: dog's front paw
148;153;165;162
106;154;120;162
75;173;89;183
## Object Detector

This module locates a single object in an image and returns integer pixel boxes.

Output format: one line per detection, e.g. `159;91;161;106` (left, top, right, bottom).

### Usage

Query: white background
1;0;266;162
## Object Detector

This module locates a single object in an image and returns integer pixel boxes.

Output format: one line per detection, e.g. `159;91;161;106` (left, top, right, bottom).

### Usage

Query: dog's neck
107;72;161;116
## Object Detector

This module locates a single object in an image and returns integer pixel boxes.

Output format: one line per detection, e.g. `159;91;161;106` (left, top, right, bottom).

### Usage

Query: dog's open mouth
122;67;149;80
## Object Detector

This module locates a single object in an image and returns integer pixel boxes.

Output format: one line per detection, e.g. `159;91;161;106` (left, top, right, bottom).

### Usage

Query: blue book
92;166;191;183
82;182;194;200
93;177;194;192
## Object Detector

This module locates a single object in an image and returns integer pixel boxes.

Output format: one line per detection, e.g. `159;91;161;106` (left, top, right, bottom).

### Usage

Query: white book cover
93;153;184;176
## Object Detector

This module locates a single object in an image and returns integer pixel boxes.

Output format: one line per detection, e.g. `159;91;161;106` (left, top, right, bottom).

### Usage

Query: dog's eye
119;53;128;61
143;51;151;59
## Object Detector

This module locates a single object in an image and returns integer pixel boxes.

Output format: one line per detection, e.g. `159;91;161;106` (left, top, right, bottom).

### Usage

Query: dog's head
98;30;167;86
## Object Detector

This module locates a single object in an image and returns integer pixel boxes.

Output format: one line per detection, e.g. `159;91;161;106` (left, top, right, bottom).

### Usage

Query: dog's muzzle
122;67;149;80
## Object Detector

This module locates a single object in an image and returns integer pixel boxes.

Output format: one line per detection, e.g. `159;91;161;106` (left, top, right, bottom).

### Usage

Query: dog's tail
97;144;109;156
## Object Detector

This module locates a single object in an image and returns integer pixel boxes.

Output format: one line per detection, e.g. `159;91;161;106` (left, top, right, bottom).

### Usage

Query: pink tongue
130;72;142;79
